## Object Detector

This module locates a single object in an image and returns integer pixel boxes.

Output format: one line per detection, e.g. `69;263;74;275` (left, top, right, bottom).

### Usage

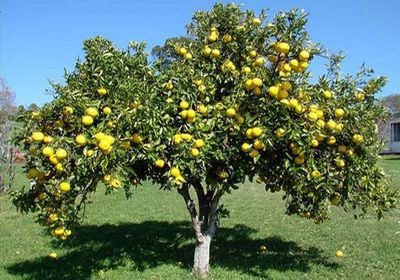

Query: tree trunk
193;234;212;278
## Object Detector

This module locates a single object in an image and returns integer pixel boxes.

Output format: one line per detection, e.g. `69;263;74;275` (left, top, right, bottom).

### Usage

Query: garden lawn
0;156;399;280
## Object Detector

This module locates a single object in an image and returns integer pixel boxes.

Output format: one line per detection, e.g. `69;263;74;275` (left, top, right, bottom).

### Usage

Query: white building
388;113;400;153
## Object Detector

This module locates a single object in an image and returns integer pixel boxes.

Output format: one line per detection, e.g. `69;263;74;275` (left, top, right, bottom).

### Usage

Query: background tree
11;4;399;278
0;78;17;192
381;94;400;113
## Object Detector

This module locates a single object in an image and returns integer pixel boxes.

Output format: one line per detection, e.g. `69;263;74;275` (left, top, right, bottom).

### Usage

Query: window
391;122;400;142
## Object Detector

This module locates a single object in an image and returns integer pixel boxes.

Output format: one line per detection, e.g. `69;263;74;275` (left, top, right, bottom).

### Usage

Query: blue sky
1;0;399;107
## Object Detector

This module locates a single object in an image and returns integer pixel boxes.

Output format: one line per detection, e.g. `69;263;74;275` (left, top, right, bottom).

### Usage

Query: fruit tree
11;4;399;278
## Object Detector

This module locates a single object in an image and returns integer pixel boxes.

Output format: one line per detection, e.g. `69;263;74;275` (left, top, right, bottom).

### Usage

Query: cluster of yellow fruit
93;132;115;154
103;175;122;189
272;42;310;77
178;47;193;60
179;100;197;123
170;167;185;184
241;127;263;158
51;226;72;241
82;107;99;126
244;77;264;96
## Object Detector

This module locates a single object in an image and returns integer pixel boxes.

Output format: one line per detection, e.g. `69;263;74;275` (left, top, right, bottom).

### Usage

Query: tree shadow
7;221;339;279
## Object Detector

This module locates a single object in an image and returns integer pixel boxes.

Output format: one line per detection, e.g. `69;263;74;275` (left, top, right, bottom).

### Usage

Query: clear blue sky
1;0;399;107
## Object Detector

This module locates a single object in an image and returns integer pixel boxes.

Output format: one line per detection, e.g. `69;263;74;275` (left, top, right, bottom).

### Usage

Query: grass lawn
0;156;399;280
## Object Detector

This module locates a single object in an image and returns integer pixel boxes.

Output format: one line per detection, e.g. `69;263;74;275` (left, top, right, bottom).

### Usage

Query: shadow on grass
7;221;339;279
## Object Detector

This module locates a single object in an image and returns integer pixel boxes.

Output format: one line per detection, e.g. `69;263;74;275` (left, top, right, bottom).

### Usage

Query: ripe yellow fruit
184;53;193;60
63;106;74;115
103;107;112;115
299;50;310;61
32;131;44;142
334;108;345;118
198;85;206;92
208;33;218;42
335;250;344;257
132;133;142;144
352;134;364;144
42;147;54;157
326;120;337;130
210;49;220;58
275;128;285;138
154;159;165;168
43;136;53;144
56;149;68;160
275;42;290;54
277;90;289;100
111;178;122;189
246;128;254;139
85;107;99;118
249;50;257;58
85;149;94;157
98;141;112;154
323;90;333;99
294;156;305;165
174;134;182;144
103;175;111;182
75;134;87;145
82;115;94;126
308;112;318;122
241;142;252;153
355;92;365;101
190;148;200;157
317;119;325;128
97;87;107;96
327;136;336;145
267;55;277;63
180;100;189;110
203;45;212;56
53;227;65;236
254;57;265;66
252;127;262;138
55;163;64;173
48;213;59;222
281;81;292;91
244;79;254;90
249;149;259;158
268;86;279;98
289;59;299;68
178;47;188;56
242;66;251;74
335;159;345;168
187;109;196;119
311;139;319;148
164;82;173;91
59;181;71;192
93;132;105;142
253;140;264;150
299;61;309;70
251;17;261;25
226;108;236;117
311;170;321;178
252;78;263;87
179;110;188;119
49;155;59;165
223;34;232;43
194;139;205;149
170;167;180;177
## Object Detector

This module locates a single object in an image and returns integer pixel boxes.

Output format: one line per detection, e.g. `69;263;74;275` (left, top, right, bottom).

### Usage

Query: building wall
389;116;400;153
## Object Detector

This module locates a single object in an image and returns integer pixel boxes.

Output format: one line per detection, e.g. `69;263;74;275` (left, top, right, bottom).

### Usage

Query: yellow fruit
186;109;196;119
244;79;254;90
249;149;259;158
93;132;105;142
327;136;336;145
43;136;53;144
275;128;285;138
190;148;200;157
299;50;310;61
253;140;264;150
184;53;193;60
194;139;205;149
308;112;318;122
223;34;232;43
226;108;236;117
48;213;58;222
275;42;290;54
49;155;59;165
198;85;206;92
251;17;261;25
103;175;111;182
210;49;220;58
254;57;265;66
111;178;122;189
63;106;74;115
253;87;262;96
42;147;54;157
311;170;321;178
326;120;337;130
179;110;188;119
59;181;71;192
288;99;299;109
316;133;325;142
85;149;94;157
164;82;173;91
55;149;67;160
323;90;333;99
277;90;289;100
180;100;189;110
82;115;94;126
27;168;40;179
154;159;165;168
335;250;344;257
97;87;107;96
107;120;115;128
208;33;218;42
203;45;212;56
246;128;254;139
249;50;257;58
64;229;72;236
132;133;142;144
268;86;279;98
32;131;44;142
317;119;325;128
294;156;305;165
252;127;262;137
299;61;309;70
85;107;98;118
281;81;292;91
178;47;188;56
289;59;299;68
75;134;87;145
252;78;263;87
174;134;182;144
335;159;345;168
98;141;112;153
334;108;345;118
170;167;180;177
103;107;112;115
55;163;64;172
352;134;364;144
355;92;365;101
311;139;319;147
242;66;251;74
53;227;65;236
241;142;252;153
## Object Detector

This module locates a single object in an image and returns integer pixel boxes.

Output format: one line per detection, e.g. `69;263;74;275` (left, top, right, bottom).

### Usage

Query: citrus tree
11;4;399;278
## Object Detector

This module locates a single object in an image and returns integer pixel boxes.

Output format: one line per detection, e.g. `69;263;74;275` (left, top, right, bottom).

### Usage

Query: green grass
0;157;399;280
